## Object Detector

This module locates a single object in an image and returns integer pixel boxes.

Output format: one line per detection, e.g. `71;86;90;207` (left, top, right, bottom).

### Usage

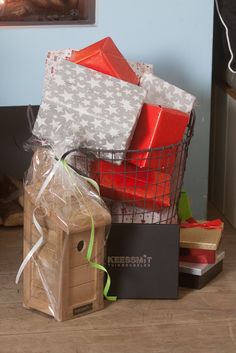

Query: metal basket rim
61;110;195;159
76;135;191;155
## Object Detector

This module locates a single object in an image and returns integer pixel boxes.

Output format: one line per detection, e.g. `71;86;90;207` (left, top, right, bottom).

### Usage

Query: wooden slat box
23;185;111;321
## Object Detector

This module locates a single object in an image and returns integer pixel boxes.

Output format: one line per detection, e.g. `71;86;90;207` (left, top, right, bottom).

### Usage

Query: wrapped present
106;223;179;299
127;104;189;171
105;201;178;224
179;250;225;276
33;59;146;160
67;37;139;85
90;159;171;210
43;47;152;87
43;49;73;91
21;149;112;321
129;61;154;79
179;248;217;264
179;251;225;289
180;219;223;248
90;159;159;184
179;219;224;264
140;73;196;113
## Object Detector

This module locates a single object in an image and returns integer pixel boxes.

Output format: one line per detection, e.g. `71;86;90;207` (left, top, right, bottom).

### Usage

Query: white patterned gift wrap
33;60;146;161
43;49;73;91
43;49;153;90
107;201;178;224
129;61;154;79
140;73;196;114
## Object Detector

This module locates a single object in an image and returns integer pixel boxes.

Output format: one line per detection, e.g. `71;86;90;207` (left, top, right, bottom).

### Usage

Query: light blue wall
0;0;214;217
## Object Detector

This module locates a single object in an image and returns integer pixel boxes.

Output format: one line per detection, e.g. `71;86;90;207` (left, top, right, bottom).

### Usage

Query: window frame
0;0;96;27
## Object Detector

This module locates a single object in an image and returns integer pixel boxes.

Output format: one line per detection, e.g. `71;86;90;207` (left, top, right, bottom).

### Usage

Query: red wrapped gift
179;248;216;264
179;219;223;264
127;104;190;172
67;37;139;85
90;160;171;210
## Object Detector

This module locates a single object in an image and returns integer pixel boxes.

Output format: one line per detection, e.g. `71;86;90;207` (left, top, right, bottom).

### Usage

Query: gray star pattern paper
140;73;196;113
33;59;146;161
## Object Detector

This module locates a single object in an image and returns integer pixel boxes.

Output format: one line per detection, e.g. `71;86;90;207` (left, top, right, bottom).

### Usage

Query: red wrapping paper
181;219;223;229
67;37;139;85
127;104;189;172
179;248;216;264
179;218;223;264
90;160;171;210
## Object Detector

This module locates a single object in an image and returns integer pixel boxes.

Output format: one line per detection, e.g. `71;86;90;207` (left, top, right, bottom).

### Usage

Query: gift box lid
33;60;146;162
179;250;225;276
68;37;139;85
180;220;224;250
127;104;189;170
129;104;189;151
140;73;196;114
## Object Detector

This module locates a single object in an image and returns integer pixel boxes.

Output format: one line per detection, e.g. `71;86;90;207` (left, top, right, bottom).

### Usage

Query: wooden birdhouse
22;151;111;321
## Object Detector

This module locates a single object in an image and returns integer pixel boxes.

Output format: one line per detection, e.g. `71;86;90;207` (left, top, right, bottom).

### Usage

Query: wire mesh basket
63;110;195;225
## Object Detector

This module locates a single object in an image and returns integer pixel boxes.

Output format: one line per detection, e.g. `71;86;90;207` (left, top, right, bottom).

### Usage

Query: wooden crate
23;186;111;321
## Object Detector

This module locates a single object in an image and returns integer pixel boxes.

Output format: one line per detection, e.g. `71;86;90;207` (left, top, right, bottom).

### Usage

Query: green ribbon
61;160;117;301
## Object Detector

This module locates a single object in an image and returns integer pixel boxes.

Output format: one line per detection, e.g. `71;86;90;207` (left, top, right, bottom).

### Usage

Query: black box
106;224;179;299
179;261;223;289
179;251;225;289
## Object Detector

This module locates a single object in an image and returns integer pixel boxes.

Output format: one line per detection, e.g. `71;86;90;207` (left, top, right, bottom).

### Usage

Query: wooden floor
0;206;236;353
